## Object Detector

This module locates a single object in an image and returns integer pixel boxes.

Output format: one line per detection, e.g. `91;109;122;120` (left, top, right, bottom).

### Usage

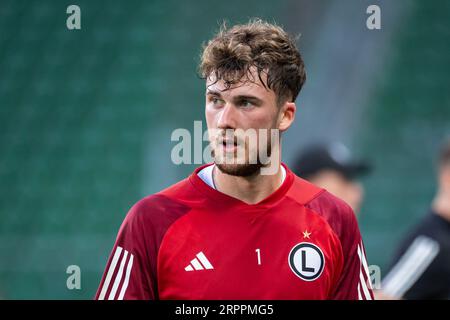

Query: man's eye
210;97;223;105
240;100;253;108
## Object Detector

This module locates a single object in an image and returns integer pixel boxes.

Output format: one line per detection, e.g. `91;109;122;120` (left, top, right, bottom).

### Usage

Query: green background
0;0;449;298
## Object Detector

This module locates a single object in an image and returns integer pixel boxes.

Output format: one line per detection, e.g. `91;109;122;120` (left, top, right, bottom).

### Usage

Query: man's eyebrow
206;89;222;96
233;95;262;101
206;90;264;103
232;95;264;105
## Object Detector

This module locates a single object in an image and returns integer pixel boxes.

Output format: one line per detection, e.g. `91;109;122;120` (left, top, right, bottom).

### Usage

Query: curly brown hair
199;19;306;105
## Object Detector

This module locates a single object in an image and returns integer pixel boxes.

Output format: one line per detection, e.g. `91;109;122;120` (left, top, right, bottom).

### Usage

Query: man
376;139;450;299
292;143;371;215
96;19;373;300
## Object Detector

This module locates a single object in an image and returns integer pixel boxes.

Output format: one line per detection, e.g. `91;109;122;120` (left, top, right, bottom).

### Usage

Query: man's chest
156;208;342;299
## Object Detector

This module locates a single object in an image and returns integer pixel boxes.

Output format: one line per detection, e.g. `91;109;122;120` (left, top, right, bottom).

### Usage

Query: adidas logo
185;252;214;271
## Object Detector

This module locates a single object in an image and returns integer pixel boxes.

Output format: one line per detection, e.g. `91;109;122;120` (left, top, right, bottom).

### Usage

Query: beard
210;138;273;177
216;162;263;177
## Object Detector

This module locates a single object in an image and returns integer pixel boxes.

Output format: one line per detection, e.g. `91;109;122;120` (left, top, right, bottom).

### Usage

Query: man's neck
212;165;284;205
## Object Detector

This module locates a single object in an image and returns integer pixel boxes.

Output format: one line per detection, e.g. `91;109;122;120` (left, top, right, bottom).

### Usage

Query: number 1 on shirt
255;248;262;265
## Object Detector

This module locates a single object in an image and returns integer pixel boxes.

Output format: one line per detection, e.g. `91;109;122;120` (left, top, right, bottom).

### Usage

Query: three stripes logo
357;241;373;300
185;252;214;272
98;246;134;300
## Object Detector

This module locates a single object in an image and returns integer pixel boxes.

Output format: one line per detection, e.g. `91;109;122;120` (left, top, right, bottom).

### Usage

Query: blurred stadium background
0;0;449;299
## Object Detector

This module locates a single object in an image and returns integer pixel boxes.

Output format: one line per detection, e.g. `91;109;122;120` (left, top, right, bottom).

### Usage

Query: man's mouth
219;138;238;153
222;139;237;146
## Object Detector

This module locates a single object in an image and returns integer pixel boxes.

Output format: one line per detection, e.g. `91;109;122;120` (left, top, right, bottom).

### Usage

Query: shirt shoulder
407;212;450;244
383;212;450;299
112;177;199;254
121;177;202;232
287;175;358;241
285;175;372;299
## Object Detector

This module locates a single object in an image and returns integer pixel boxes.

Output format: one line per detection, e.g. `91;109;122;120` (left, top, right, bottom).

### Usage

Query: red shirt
95;163;374;300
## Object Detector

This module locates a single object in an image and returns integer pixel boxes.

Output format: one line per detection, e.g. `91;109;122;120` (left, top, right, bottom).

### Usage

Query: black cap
293;143;372;180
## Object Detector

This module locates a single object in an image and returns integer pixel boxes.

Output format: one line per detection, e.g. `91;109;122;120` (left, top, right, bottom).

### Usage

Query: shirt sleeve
95;202;157;300
329;207;374;300
381;234;441;299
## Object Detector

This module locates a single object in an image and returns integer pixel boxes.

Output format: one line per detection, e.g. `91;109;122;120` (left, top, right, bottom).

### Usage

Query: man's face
205;69;283;176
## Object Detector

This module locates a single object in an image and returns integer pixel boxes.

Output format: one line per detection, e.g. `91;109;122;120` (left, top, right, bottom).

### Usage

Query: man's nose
217;103;237;129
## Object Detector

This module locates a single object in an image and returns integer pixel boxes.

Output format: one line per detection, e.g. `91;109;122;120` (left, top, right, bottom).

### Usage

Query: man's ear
278;101;296;132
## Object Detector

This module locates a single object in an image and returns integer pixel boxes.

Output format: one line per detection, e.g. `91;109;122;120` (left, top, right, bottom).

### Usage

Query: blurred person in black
376;139;450;300
292;142;371;215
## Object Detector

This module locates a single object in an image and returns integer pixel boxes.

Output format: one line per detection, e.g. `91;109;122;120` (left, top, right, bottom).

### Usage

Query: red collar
189;163;294;210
